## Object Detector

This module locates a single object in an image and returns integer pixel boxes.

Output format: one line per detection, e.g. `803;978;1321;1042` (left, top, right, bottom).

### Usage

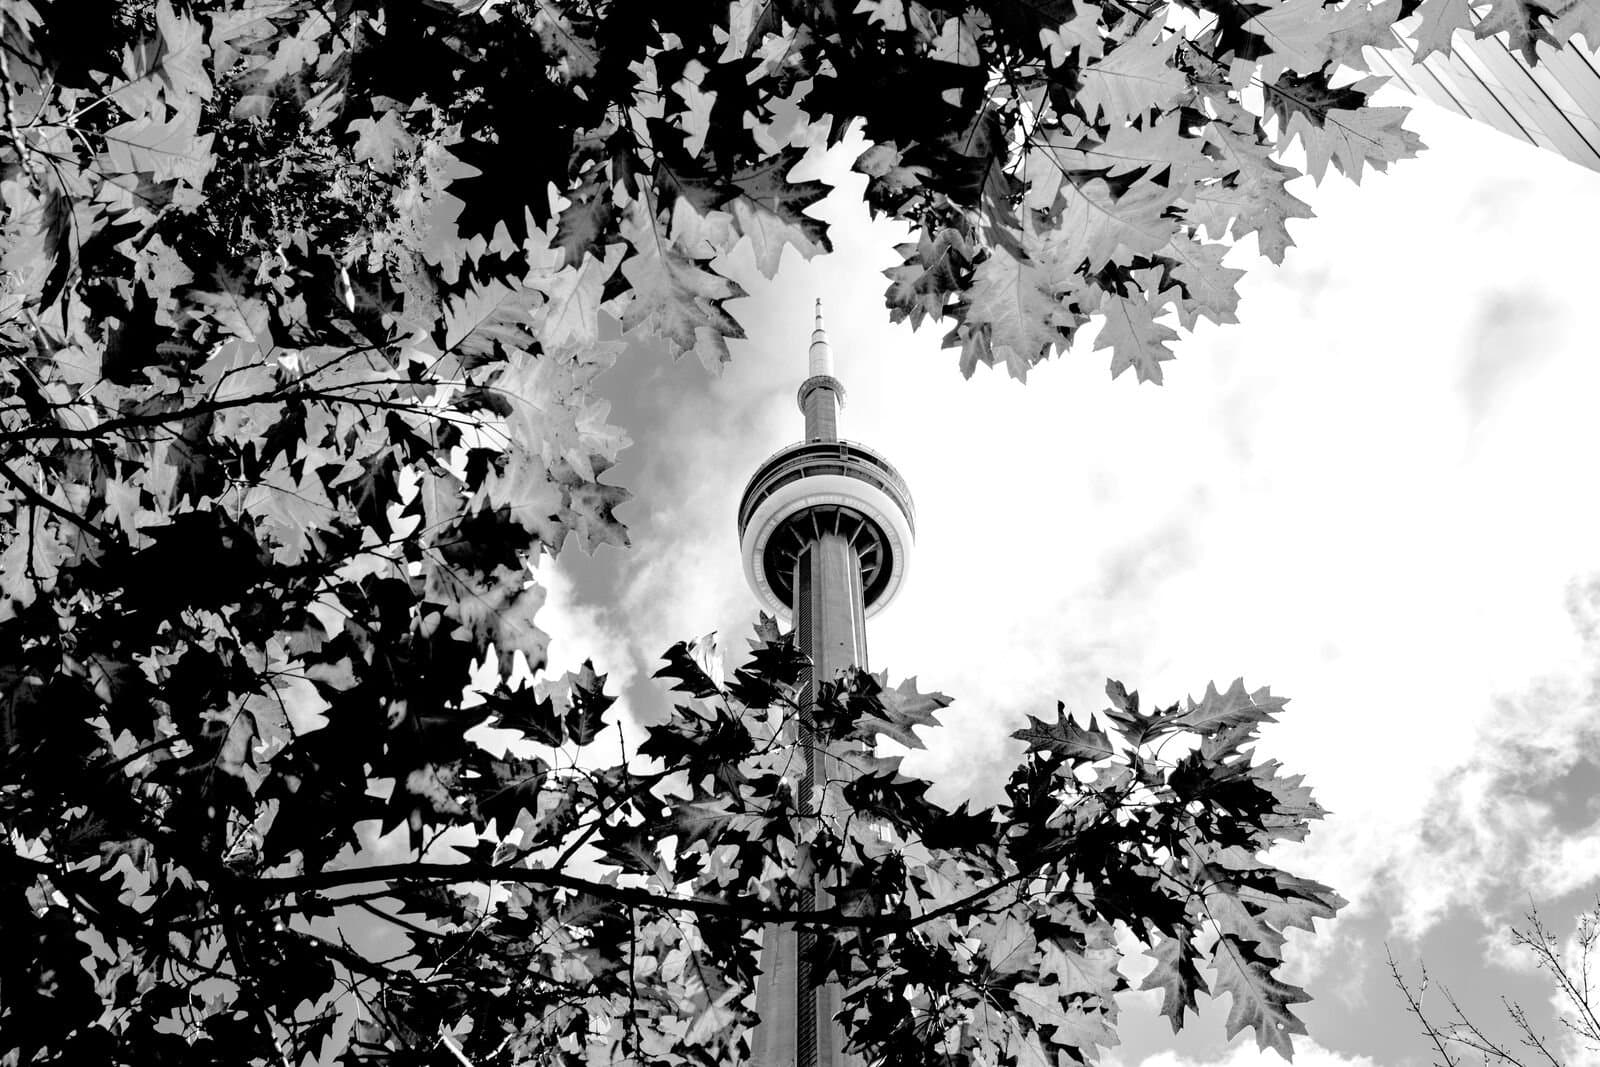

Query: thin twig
1389;950;1461;1067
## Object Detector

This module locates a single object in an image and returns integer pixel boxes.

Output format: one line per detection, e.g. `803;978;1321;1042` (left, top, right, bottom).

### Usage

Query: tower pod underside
737;441;915;620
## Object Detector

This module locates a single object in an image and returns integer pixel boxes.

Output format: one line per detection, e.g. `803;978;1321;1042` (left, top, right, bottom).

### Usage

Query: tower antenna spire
800;298;842;440
809;297;833;380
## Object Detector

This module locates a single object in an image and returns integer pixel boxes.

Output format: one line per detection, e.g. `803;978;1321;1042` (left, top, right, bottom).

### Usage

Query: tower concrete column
739;299;915;1067
793;530;868;1067
752;530;868;1067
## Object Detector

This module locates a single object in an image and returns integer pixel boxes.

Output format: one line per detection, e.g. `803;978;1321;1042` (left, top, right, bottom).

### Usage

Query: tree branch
239;856;1044;935
1389;950;1462;1067
0;458;115;545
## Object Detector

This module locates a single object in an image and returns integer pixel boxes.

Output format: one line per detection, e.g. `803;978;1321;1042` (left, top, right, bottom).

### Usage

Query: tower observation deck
737;301;915;1067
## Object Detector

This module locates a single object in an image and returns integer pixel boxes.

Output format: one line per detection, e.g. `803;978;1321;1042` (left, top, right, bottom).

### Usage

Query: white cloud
1354;600;1600;941
466;553;644;758
1119;1037;1385;1067
531;553;639;689
1479;924;1544;977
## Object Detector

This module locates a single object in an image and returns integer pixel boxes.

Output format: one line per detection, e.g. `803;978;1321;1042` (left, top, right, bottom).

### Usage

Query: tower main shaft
753;527;867;1067
738;301;914;1067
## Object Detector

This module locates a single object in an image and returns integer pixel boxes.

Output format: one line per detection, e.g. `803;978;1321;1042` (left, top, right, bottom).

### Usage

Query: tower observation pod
736;300;915;1067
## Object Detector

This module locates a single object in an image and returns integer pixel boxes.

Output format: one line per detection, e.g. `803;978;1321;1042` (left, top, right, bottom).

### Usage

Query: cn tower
736;301;916;1067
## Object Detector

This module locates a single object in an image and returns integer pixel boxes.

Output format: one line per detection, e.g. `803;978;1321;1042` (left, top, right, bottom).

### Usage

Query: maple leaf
851;672;950;749
563;661;615;745
1475;0;1563;59
959;247;1065;379
1056;178;1178;273
1163;235;1245;330
1041;937;1124;997
1075;19;1188;124
1275;99;1425;183
101;107;215;185
1106;113;1224;183
1248;0;1399;79
0;183;73;312
1195;862;1295;960
1549;0;1600;50
425;559;550;675
478;451;566;547
1210;934;1312;1057
443;276;542;357
350;110;416;174
483;689;564;746
242;457;336;563
1013;981;1120;1056
1040;3;1106;64
556;470;631;553
244;670;334;752
1102;678;1183;746
531;246;622;352
493;343;630;482
611;205;747;372
1251;764;1334;840
1142;932;1210;1031
856;142;932;210
531;1;600;81
190;280;275;363
728;620;806;708
1012;702;1116;761
1204;852;1344;938
1189;128;1314;264
727;147;832;278
553;170;615;267
1409;0;1475;58
1024;115;1215;214
673;67;718;158
1175;679;1286;736
885;226;970;327
1094;289;1179;384
975;915;1038;975
113;0;211;121
655;634;725;699
730;195;828;279
0;508;67;619
667;193;739;259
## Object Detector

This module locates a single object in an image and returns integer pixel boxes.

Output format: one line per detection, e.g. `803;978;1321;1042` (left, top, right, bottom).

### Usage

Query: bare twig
1389;950;1461;1067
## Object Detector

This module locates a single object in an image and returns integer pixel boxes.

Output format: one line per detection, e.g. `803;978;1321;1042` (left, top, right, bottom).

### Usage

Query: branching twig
1389;950;1461;1067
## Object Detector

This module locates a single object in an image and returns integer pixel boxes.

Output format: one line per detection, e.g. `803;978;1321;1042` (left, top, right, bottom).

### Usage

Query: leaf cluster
3;595;1341;1065
0;0;1419;1061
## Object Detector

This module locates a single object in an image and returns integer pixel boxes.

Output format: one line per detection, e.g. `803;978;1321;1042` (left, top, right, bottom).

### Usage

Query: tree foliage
4;589;1343;1065
14;0;1559;1060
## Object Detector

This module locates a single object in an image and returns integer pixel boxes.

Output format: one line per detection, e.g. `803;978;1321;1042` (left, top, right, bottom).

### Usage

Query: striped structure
736;302;916;1067
1369;18;1600;170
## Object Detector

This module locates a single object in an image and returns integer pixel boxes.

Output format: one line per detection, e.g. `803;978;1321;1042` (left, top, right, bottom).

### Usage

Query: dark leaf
1012;702;1116;762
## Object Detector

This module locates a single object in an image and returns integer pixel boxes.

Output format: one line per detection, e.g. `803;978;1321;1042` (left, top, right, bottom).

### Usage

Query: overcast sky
532;95;1600;1067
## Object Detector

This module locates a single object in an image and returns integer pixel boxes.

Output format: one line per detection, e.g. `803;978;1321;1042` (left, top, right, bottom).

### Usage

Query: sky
530;91;1600;1067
